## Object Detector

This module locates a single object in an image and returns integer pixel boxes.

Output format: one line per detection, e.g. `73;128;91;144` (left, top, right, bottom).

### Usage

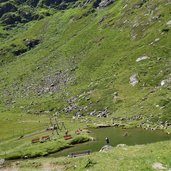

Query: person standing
105;137;109;144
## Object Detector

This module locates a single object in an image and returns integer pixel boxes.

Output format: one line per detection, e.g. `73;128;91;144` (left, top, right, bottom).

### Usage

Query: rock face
129;74;139;86
99;145;113;152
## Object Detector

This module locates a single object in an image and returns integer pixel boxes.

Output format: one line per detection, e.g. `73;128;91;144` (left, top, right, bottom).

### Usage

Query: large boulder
99;145;113;152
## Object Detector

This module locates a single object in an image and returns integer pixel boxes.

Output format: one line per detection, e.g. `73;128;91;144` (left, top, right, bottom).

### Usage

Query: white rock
136;55;149;62
152;162;166;170
129;74;139;86
166;20;171;27
0;159;5;165
160;77;171;86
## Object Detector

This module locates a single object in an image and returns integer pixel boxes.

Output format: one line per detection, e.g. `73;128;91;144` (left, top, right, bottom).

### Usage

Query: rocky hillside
0;0;171;124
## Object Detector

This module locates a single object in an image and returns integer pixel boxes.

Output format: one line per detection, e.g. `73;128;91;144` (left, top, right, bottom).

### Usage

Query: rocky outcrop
0;3;17;18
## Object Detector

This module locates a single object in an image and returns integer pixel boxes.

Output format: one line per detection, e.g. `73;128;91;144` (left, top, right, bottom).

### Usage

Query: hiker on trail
105;137;109;144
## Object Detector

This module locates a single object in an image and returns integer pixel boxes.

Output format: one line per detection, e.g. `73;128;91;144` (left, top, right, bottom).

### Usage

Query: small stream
49;127;171;157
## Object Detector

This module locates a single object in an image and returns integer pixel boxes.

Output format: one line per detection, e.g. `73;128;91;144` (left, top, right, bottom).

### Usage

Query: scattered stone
99;0;114;8
129;74;139;86
136;55;149;62
152;162;166;170
160;77;171;86
166;20;171;27
116;144;127;147
96;124;110;128
0;159;5;165
99;145;113;152
154;38;160;42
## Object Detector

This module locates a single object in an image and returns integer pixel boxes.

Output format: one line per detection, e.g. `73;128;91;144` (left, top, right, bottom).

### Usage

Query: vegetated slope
0;0;171;123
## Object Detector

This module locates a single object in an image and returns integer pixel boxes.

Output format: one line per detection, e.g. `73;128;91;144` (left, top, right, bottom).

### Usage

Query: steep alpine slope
0;0;171;124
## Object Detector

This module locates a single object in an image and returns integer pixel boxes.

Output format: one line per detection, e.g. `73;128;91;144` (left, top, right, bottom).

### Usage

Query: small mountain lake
49;127;171;157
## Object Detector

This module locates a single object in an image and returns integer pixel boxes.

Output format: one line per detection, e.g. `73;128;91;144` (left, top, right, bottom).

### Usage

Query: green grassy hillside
0;0;171;166
0;0;170;123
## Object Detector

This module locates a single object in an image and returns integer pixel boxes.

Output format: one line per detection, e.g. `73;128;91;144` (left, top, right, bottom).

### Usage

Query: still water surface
49;127;171;157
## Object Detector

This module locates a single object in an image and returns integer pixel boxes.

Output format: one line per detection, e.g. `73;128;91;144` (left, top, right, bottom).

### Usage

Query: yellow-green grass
0;112;92;159
5;140;171;171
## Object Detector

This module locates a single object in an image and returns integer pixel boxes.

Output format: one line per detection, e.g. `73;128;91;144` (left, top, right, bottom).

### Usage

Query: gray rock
99;145;113;152
152;162;166;170
99;0;114;7
166;20;171;27
160;77;171;86
0;159;5;165
129;74;139;86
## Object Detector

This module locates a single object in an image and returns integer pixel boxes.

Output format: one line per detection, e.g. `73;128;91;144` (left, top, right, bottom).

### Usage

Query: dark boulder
93;0;114;8
26;0;40;7
1;13;21;25
13;48;27;56
23;39;40;49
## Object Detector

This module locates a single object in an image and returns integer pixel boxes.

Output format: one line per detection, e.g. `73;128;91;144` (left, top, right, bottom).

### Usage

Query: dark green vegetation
0;0;171;169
